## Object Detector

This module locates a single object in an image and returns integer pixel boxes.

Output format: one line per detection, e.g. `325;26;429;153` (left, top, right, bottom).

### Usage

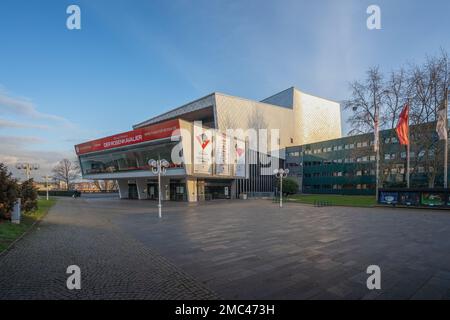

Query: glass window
79;141;181;175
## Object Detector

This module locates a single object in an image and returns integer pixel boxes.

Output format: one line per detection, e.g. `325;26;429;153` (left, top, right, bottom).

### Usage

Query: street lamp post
16;163;39;180
274;168;289;208
43;175;51;201
148;159;170;218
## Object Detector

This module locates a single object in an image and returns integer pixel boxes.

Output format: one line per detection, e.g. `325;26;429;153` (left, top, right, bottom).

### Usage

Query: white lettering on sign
103;135;143;148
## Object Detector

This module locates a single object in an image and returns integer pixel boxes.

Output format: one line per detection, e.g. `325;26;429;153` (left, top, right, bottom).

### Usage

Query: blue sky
1;0;449;179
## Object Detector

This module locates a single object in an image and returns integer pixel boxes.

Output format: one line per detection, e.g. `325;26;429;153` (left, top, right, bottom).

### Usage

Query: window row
79;141;181;175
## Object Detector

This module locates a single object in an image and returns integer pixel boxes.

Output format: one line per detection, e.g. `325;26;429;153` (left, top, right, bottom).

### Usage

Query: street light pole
274;168;289;208
16;163;39;180
148;159;169;218
43;175;50;201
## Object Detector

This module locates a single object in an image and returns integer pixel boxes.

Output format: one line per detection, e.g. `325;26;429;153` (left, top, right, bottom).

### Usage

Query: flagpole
407;136;410;188
375;103;380;201
445;87;449;189
407;100;410;189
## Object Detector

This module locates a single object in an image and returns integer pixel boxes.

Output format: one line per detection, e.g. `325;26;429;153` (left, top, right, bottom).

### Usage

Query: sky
0;0;449;180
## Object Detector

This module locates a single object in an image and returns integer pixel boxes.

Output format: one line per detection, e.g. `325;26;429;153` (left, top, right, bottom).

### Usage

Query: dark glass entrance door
203;180;232;200
128;184;138;199
170;182;186;201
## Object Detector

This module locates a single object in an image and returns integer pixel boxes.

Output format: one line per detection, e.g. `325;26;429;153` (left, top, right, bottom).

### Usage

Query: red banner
75;119;180;155
395;104;409;145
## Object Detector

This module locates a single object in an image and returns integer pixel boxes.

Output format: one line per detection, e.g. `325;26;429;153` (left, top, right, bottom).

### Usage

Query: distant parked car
72;191;81;198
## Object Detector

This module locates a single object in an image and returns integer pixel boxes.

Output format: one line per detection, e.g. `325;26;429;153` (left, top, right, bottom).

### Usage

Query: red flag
396;104;409;145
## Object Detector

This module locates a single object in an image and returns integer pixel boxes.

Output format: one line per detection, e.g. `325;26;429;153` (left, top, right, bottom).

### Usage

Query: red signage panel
75;119;180;155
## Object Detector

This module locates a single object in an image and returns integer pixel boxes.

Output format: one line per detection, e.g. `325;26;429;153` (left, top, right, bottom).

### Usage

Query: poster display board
215;132;230;176
234;138;246;178
193;124;213;174
379;192;398;204
378;189;450;209
421;192;445;207
398;192;420;206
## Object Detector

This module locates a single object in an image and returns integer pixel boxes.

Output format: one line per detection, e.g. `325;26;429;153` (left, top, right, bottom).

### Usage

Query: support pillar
186;177;198;202
136;178;148;200
230;180;237;199
117;179;129;199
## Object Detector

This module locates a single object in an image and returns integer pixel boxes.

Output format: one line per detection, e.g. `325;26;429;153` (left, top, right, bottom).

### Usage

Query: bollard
12;198;21;224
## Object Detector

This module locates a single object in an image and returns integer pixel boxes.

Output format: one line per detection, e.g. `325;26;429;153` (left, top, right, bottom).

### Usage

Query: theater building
75;87;341;202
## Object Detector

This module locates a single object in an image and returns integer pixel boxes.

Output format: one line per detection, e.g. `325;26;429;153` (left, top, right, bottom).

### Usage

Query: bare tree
344;67;386;135
52;159;80;190
408;51;450;187
344;50;450;188
384;68;410;129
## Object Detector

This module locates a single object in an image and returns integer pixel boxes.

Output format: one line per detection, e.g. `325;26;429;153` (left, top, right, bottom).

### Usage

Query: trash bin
241;193;248;200
12;198;21;224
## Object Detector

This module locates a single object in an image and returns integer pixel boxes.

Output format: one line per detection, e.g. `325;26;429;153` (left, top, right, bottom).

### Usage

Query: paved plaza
2;196;450;299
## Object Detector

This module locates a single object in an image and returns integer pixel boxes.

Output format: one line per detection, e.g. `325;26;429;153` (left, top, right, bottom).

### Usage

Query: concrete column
230;180;237;199
186;177;197;202
136;178;148;200
117;179;129;199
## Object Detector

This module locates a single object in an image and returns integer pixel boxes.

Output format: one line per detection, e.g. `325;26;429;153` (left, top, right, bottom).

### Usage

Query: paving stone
3;196;450;299
0;198;218;300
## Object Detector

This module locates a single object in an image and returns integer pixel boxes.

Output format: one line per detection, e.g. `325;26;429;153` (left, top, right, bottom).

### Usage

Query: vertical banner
234;138;246;177
215;132;230;176
193;123;213;174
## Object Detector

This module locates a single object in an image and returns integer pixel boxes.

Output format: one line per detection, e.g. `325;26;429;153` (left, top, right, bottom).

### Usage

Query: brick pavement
2;196;450;299
0;197;218;299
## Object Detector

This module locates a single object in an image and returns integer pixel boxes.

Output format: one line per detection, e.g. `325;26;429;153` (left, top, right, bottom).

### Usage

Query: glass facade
79;141;182;175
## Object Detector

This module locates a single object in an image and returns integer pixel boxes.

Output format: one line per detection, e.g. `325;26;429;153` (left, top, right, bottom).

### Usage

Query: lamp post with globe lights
274;168;289;208
148;158;170;218
16;163;39;180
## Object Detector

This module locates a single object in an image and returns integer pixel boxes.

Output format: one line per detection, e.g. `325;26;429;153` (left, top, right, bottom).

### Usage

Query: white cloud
0;135;46;146
0;135;76;181
0;89;74;128
0;87;95;181
0;118;49;130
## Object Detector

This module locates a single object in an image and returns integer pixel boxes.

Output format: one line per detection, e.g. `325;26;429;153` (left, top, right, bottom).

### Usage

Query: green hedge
37;190;78;197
